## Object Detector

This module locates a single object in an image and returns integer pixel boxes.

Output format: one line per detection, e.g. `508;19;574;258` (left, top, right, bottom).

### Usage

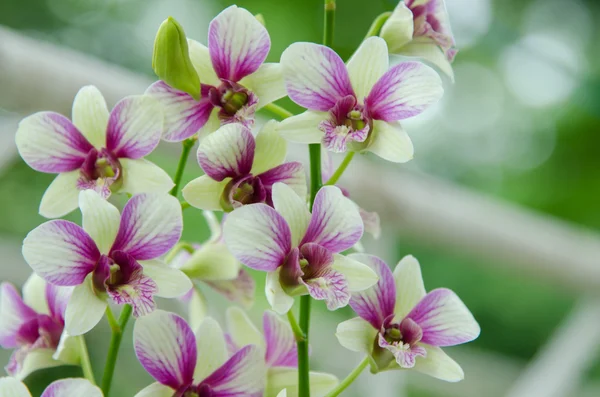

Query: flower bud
152;17;201;100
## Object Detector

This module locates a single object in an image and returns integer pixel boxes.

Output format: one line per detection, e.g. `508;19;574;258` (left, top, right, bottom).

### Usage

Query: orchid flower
147;5;286;142
278;37;442;162
22;190;191;336
182;122;306;211
15;86;173;218
336;255;480;381
380;0;457;80
169;211;255;328
0;377;102;397
224;182;378;314
0;275;78;380
134;310;266;396
226;307;339;397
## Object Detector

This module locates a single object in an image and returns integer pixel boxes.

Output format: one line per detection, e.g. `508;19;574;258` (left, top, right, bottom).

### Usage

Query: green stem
364;11;392;39
262;103;294;120
286;309;305;342
324;152;355;186
297;295;312;397
101;305;133;396
324;357;369;397
77;335;96;384
308;144;322;207
170;138;196;197
164;241;196;264
323;0;336;47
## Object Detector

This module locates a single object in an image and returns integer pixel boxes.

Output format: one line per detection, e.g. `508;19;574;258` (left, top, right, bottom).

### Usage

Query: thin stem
297;295;312;397
324;357;369;397
323;0;336;48
324;152;355;186
286;309;305;342
105;306;119;333
262;103;294;120
101;305;133;396
364;11;392;39
308;144;322;208
170;138;196;197
164;241;196;264
77;335;96;384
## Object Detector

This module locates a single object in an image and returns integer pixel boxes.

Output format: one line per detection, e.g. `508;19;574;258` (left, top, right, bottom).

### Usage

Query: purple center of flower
208;80;258;127
16;314;63;350
220;174;266;212
408;0;456;61
78;148;123;197
319;95;372;153
176;383;213;397
382;317;423;347
374;315;427;368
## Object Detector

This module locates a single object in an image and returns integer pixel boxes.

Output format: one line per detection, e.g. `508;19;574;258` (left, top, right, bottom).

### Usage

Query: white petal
14;349;61;381
0;377;32;397
182;175;228;211
72;85;109;148
276;389;287;397
178;243;240;281
367;121;414;163
141;260;192;298
134;382;174;397
188;286;208;332
335;317;377;354
226;306;265;350
64;276;107;336
120;159;174;195
272;183;310;247
414;345;464;382
346;37;389;101
193;317;229;382
266;368;338;397
40;378;102;397
393;255;426;319
251;121;288;175
266;270;294;315
380;2;415;52
52;333;80;365
331;254;378;292
22;273;49;314
187;39;220;86
240;63;287;110
397;43;455;82
277;111;327;144
79;189;120;254
39;171;81;219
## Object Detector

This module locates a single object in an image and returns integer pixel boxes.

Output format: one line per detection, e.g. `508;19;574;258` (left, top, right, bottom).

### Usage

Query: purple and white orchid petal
10;349;62;381
378;334;427;368
205;269;255;308
331;254;378;293
266;269;295;315
52;333;79;365
22;274;49;315
393;255;426;320
379;2;415;53
366;61;443;122
239;63;287;110
346;37;389;101
105;95;163;159
271;183;311;248
71;85;110;148
266;367;339;397
41;378;102;397
193;317;229;382
134;310;197;389
335;317;378;354
258;162;307;204
367;120;414;163
346;254;395;328
39;171;81;219
263;310;297;368
23;220;99;286
145;81;214;142
197;123;255;181
119;158;174;195
182;175;229;211
141;260;192;298
187;40;220;86
200;345;266;397
111;193;182;260
225;307;265;351
79;190;120;254
0;377;32;397
224;204;292;272
301;186;363;252
413;345;464;382
208;5;271;82
16;112;93;173
64;276;107;336
277;111;328;144
46;283;72;322
304;268;351;311
251;121;287;175
133;382;174;397
407;288;480;347
281;43;354;111
0;284;37;348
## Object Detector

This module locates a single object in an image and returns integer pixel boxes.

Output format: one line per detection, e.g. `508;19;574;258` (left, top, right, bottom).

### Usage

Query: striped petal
193;317;229;382
266;368;338;397
251;121;287;175
304;268;350;311
414;345;464;382
347;254;395;329
239;63;286;110
0;284;37;348
45;283;72;322
41;379;102;397
393;255;426;319
197;123;255;181
366;61;443;122
182;175;229;211
407;288;480;346
110;193;182;260
277;111;327;144
271;183;310;248
22;220;99;286
367;120;413;163
16;112;92;173
301;186;363;253
134;310;196;389
71;85;110;148
264;311;297;368
120;158;174;195
64;275;107;335
39;171;81;219
226;307;265;351
223;204;292;271
331;254;378;292
281;43;354;111
0;377;31;397
346;37;389;101
335;317;377;354
257;162;307;205
79;189;120;254
145;81;214;142
208;5;271;81
106;95;163;159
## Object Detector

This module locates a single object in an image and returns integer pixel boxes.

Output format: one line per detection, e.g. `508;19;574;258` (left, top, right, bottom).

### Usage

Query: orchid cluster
1;1;480;396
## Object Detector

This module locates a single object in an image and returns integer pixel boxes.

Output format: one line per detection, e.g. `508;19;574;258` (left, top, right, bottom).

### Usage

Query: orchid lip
77;147;123;195
220;174;267;212
208;79;258;126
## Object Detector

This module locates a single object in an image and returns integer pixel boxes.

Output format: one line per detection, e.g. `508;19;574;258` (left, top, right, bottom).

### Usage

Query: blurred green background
1;0;600;396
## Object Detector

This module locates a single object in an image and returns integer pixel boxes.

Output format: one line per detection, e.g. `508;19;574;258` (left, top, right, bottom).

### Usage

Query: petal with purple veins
41;378;102;397
304;268;350;311
45;283;72;323
0;284;37;349
257;162;307;206
264;311;297;368
378;334;427;368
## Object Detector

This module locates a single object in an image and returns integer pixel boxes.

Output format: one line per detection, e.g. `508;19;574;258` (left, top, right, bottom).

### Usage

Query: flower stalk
170;137;196;197
77;335;96;385
324;356;369;397
364;11;392;39
101;305;133;396
325;151;355;186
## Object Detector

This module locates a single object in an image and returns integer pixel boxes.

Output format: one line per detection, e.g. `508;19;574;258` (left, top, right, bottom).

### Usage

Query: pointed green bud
152;17;201;100
254;13;266;27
